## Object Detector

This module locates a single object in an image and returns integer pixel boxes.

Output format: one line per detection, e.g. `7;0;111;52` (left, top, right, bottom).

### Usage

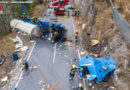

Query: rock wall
73;0;130;90
74;0;97;25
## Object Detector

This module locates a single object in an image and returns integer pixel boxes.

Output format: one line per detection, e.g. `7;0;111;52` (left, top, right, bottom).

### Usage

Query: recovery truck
52;0;69;6
54;5;65;15
52;0;69;15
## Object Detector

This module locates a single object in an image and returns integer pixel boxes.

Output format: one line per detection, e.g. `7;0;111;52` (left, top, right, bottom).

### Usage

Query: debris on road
39;80;43;85
80;52;85;55
33;66;38;69
12;53;19;61
82;24;86;31
1;76;8;82
10;36;23;49
91;39;99;46
21;46;29;52
64;55;68;57
64;41;71;46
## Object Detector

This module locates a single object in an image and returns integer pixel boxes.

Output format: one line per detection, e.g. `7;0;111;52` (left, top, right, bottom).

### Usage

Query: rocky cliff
73;0;130;90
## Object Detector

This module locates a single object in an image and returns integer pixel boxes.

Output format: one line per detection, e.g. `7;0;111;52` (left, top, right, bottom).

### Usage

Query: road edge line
14;41;36;88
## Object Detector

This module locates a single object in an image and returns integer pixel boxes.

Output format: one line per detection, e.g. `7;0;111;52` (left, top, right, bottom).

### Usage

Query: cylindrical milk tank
10;19;42;38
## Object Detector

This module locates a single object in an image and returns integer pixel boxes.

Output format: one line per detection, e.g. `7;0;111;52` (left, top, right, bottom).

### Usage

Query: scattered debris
8;70;14;75
21;46;29;52
80;52;85;55
91;40;99;46
82;24;86;31
39;80;43;85
0;55;6;65
108;86;116;90
12;53;19;61
10;36;23;49
33;66;38;69
64;55;68;57
58;44;63;48
1;76;8;82
30;40;35;43
64;41;71;46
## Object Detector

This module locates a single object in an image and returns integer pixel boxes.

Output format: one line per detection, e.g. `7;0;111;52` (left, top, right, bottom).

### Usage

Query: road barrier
110;0;130;44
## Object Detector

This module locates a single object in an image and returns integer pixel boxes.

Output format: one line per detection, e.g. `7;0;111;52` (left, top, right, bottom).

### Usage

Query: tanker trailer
10;19;42;39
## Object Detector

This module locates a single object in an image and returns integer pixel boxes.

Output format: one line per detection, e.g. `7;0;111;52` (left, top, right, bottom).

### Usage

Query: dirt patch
33;4;44;17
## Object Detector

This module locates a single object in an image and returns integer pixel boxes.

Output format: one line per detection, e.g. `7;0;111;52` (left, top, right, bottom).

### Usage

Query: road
15;16;82;90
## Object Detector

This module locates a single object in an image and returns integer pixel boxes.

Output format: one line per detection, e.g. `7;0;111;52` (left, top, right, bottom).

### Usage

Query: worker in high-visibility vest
22;60;29;71
32;16;37;23
74;8;80;16
77;9;80;16
69;65;78;80
75;30;78;44
23;12;26;19
23;12;26;16
74;8;77;16
86;25;91;35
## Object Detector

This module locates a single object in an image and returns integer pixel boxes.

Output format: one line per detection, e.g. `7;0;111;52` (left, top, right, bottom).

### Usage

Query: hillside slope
73;0;130;90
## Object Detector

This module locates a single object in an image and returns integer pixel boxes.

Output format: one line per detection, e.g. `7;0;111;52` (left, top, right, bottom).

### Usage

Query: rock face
74;0;130;90
74;0;97;25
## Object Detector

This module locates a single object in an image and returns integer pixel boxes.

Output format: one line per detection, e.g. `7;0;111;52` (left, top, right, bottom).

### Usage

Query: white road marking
14;41;36;88
71;16;87;90
77;49;81;60
27;41;36;61
83;78;87;90
53;43;57;64
71;17;81;60
71;17;76;33
15;71;24;88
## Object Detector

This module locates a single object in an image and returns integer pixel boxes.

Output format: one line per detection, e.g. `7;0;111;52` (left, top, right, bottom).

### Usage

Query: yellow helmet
75;30;78;32
72;65;76;69
23;12;26;15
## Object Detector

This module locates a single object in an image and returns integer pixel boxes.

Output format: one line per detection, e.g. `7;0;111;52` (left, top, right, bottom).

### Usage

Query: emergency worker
69;65;78;80
75;30;78;44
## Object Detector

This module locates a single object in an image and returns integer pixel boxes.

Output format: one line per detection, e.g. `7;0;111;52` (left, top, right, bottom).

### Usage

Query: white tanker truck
10;19;42;38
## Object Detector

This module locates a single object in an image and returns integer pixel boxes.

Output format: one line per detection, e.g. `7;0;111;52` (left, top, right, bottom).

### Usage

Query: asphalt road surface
16;16;82;90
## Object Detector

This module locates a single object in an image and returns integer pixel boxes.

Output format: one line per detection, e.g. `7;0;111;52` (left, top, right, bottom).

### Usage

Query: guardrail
110;0;130;44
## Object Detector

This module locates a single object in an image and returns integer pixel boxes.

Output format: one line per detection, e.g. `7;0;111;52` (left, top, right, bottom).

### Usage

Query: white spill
39;80;43;84
1;76;8;82
30;40;35;43
64;55;68;57
10;36;23;49
8;70;14;75
33;66;38;69
80;52;85;55
21;46;28;51
58;44;62;48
